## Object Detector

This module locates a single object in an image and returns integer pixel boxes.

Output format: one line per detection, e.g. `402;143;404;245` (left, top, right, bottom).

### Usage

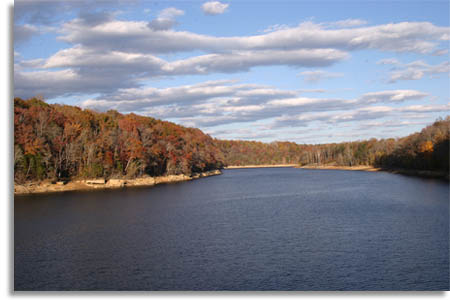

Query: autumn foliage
14;97;449;183
216;118;449;171
14;98;224;183
375;118;449;171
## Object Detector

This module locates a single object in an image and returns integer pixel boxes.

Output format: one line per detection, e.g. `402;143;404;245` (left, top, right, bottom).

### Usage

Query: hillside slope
14;98;224;183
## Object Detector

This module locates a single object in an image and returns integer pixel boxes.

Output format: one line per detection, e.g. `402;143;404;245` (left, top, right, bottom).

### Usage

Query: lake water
14;168;449;290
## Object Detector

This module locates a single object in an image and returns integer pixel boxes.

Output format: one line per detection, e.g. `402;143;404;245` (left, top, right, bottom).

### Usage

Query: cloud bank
13;3;449;143
15;13;449;100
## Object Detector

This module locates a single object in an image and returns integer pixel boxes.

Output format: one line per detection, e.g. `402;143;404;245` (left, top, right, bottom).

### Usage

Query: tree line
217;118;449;171
14;97;449;183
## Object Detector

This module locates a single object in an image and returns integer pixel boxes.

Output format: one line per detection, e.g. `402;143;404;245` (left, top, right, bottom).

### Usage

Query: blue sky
13;0;450;144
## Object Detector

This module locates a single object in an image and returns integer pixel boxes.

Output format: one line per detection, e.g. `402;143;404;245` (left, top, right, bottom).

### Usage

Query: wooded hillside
217;118;449;171
14;97;449;183
14;98;224;183
215;140;306;166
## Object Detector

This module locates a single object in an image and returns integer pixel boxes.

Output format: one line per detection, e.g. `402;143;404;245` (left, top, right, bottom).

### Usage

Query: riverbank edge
297;165;449;180
14;170;222;195
224;164;297;169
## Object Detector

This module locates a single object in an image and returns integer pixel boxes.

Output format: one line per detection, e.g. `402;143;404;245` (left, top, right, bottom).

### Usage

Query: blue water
14;168;449;290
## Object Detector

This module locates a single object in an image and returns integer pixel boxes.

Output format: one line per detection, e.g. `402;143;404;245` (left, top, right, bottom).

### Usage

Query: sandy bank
14;170;222;195
224;164;297;169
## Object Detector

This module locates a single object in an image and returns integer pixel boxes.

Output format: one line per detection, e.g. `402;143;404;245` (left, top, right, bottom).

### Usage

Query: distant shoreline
298;165;449;180
224;164;448;180
224;164;298;169
14;170;222;195
297;165;381;172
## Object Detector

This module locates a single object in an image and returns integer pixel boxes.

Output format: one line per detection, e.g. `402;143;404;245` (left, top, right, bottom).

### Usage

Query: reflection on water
15;168;449;290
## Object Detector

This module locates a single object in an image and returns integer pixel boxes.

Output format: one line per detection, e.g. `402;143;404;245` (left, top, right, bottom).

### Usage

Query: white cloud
73;75;433;130
14;68;85;99
158;7;184;19
359;90;428;103
261;24;291;33
80;80;262;112
299;70;344;83
202;1;229;15
378;59;450;83
15;46;347;99
297;89;327;93
41;46;166;71
162;49;348;74
270;102;449;131
400;104;450;113
206;127;279;141
358;120;429;129
16;53;433;127
330;19;367;28
268;90;433;129
57;19;450;54
18;18;443;100
432;49;448;56
148;7;184;31
267;97;354;109
272;106;393;128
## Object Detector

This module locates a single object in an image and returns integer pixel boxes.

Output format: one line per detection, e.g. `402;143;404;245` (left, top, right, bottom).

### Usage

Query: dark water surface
15;168;449;290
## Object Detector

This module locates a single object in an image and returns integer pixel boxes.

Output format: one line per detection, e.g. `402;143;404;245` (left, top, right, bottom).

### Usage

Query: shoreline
298;165;449;180
224;164;297;169
297;165;381;172
14;170;222;195
14;164;448;196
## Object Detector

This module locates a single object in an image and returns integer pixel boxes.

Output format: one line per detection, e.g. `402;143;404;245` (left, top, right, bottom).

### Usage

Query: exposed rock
14;170;224;195
154;174;190;184
126;177;156;187
107;179;127;187
85;179;106;185
14;185;29;194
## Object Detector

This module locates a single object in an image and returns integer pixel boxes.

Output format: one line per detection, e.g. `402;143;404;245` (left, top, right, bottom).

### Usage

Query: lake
14;168;449;290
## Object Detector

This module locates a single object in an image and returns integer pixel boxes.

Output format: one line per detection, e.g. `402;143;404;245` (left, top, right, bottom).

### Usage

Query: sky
13;0;450;144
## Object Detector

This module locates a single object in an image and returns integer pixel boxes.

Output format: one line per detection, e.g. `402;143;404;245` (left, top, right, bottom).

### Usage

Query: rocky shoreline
14;170;222;195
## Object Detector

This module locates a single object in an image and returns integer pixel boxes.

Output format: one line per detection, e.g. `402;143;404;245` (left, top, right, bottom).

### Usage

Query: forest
14;97;224;183
14;97;449;183
218;117;449;172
